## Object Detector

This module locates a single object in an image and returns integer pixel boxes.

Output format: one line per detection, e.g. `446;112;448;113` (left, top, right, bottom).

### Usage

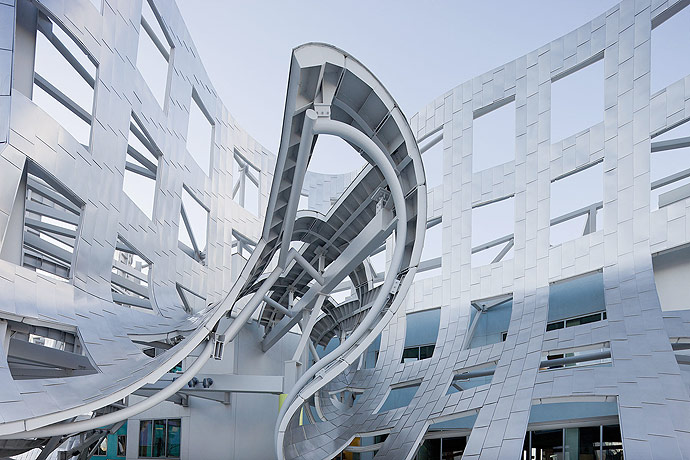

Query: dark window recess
522;425;623;460
546;311;606;332
402;344;435;363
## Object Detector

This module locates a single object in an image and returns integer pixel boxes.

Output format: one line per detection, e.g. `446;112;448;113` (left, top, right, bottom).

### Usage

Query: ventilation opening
416;218;442;281
178;186;208;264
471;197;514;266
232;150;261;216
402;308;440;363
21;161;84;281
111;236;152;312
187;88;214;175
466;294;512;349
376;381;421;413
308;134;367;175
33;13;96;147
176;283;206;314
550;161;603;245
551;57;604;142
472;98;516;172
136;0;172;109
651;4;690;92
651;119;690;211
420;133;444;189
653;245;690;311
548;271;606;329
5;320;97;379
123;113;160;220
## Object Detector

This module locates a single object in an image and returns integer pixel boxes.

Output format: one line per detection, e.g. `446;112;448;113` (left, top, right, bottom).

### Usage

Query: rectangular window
420;133;444;189
416;219;442;281
466;295;513;349
471;197;514;266
139;420;152;457
473;97;516;172
187;88;214;175
522;424;623;460
550;162;603;245
21;161;84;281
232;150;261;216
651;4;690;92
402;309;440;362
138;418;181;458
650;119;690;211
123;113;160;220
33;16;96;147
546;311;606;332
178;186;209;264
551;56;604;142
548;271;606;326
111;236;152;311
652;245;690;312
136;0;172;109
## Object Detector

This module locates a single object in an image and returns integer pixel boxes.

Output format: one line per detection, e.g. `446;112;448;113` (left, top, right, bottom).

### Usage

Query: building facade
0;0;689;459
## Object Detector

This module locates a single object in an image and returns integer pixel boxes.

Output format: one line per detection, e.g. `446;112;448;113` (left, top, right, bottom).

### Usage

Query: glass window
419;345;435;360
138;418;181;458
152;419;166;457
139;420;152;457
402;346;420;362
416;438;440;460
167;419;181;457
603;425;623;460
441;436;466;459
565;312;602;328
531;429;563;460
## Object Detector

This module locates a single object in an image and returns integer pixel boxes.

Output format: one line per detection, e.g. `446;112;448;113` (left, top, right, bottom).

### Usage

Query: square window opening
473;98;516;172
33;16;96;147
651;4;690;93
136;0;172;109
550;162;603;246
123;113;160;220
187;89;214;175
471;197;514;266
551;57;604;142
233;150;261;216
178;187;209;264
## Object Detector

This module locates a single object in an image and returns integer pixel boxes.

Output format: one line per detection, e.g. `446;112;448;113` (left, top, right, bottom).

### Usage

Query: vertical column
602;1;690;457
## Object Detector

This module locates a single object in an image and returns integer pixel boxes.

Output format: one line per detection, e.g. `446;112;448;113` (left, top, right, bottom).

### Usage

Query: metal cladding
1;0;690;459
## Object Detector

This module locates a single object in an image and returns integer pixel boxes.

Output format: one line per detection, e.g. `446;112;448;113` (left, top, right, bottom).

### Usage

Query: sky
176;0;622;168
